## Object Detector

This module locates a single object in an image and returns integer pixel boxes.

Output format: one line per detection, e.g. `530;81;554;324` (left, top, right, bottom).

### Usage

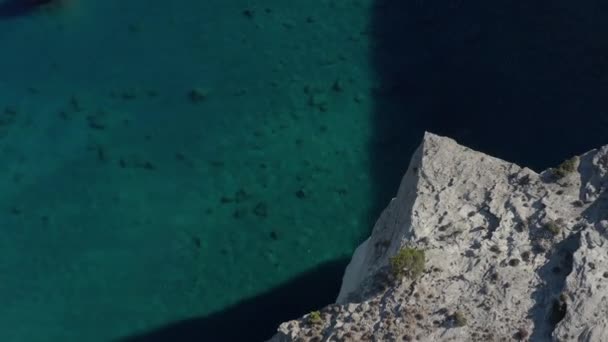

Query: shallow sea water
0;1;606;341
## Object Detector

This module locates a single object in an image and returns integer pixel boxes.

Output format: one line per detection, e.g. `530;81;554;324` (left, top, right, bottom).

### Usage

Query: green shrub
545;221;562;236
453;311;467;327
552;157;578;179
389;247;425;280
307;310;322;325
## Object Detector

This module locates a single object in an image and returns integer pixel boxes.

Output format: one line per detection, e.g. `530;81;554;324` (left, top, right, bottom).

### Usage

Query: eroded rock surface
268;132;608;342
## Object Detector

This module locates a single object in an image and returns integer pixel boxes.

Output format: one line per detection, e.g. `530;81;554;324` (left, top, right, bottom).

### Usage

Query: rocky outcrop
268;132;608;342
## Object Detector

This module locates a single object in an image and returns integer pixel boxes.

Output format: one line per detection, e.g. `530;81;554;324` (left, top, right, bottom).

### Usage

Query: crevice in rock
528;233;580;341
480;204;500;240
581;188;608;228
577;148;608;204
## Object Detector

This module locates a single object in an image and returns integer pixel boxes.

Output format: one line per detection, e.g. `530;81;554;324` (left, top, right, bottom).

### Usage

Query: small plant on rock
545;220;562;236
452;310;468;327
307;310;322;325
552;156;578;179
389;247;425;280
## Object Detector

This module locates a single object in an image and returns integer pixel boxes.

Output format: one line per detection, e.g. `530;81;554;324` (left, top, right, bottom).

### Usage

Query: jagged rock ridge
268;132;608;342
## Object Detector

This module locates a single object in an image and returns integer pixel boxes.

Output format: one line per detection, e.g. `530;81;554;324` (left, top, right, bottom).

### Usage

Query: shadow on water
0;0;57;19
118;258;349;342
368;0;608;339
368;0;608;214
103;2;608;342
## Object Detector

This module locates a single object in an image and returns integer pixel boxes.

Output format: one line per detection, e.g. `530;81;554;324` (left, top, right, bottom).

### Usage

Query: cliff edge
268;132;608;342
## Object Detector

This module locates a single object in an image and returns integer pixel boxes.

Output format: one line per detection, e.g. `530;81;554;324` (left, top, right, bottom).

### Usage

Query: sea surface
0;1;606;341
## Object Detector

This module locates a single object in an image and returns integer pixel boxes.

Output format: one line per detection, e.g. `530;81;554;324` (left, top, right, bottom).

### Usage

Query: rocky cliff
268;132;608;342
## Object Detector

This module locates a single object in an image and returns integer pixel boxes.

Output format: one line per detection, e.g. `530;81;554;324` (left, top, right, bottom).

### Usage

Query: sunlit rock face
268;132;608;342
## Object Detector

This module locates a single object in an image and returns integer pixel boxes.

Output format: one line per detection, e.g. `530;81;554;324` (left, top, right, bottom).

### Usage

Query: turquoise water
1;1;607;341
1;1;376;341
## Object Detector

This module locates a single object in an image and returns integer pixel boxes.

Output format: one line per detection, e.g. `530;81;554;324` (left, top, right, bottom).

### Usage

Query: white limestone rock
268;132;608;342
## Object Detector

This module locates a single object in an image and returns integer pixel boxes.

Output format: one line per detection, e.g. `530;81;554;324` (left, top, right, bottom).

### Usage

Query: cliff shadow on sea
118;1;608;341
118;259;349;342
0;0;60;19
368;0;608;218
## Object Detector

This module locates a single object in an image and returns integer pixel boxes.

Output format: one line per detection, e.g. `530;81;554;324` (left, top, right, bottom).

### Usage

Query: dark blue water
0;1;606;341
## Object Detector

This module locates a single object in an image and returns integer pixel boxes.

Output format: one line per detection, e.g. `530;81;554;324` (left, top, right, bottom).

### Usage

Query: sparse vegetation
545;220;562;236
452;310;467;327
307;310;322;325
389;247;425;280
552;156;578;179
